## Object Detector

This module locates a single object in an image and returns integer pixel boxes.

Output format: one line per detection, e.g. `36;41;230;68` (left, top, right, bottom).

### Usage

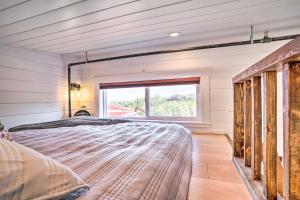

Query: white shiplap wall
0;44;67;128
73;40;289;137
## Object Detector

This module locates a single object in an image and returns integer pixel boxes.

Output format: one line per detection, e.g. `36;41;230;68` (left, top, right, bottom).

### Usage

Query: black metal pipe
67;64;72;118
67;34;300;117
68;34;300;67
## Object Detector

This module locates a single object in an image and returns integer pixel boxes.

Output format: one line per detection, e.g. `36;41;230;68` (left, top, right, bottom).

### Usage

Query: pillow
1;130;14;141
0;139;89;200
0;121;4;131
0;121;14;141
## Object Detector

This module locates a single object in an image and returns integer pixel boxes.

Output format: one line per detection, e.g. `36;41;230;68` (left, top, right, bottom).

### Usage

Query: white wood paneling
44;2;300;53
0;0;298;55
0;91;64;104
210;100;233;111
0;0;30;12
1;111;65;128
0;43;64;66
0;44;66;128
0;79;65;93
13;0;232;47
0;54;64;75
0;0;84;27
4;0;191;45
0;0;138;37
0;102;64;117
0;66;65;85
211;89;233;100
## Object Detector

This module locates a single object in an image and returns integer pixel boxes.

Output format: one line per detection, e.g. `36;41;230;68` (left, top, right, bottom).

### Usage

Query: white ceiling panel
16;0;256;48
0;0;29;11
0;0;299;56
1;0;191;44
0;0;84;27
0;0;138;37
34;1;300;52
10;0;222;47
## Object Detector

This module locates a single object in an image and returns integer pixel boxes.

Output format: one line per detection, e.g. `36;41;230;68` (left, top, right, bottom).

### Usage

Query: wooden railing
232;37;300;200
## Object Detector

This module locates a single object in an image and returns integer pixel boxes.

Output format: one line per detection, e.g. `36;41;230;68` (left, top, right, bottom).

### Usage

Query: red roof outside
107;104;132;117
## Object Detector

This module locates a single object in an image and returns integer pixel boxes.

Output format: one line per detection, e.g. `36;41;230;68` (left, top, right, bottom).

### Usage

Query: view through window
149;85;197;117
106;87;145;117
104;84;198;118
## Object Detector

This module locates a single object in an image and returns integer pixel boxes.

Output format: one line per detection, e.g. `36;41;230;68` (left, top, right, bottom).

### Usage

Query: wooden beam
251;76;262;180
282;62;300;200
244;80;252;167
277;154;283;198
262;71;277;200
233;36;300;83
234;83;245;158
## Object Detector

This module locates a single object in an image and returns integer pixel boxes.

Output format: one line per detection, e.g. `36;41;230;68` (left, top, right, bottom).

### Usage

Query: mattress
12;121;192;200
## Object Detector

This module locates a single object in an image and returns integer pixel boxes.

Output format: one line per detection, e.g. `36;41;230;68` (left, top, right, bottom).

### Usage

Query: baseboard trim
233;157;266;200
224;134;233;146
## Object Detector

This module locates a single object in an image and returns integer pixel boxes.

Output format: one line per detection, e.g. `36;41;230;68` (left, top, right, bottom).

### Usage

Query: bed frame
232;36;300;200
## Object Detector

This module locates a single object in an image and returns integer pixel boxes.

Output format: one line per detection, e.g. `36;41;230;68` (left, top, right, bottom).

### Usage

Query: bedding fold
9;117;128;132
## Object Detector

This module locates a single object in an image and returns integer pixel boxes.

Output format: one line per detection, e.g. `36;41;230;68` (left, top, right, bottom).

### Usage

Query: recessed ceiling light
169;32;180;37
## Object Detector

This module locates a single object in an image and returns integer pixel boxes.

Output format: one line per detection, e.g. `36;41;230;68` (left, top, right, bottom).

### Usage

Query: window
106;87;145;117
149;85;197;117
100;77;200;120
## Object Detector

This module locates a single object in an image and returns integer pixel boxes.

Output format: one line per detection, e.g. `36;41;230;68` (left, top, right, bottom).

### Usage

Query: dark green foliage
111;94;196;117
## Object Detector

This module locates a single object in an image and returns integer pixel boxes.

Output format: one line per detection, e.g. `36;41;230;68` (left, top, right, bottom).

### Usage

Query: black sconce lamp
70;83;81;91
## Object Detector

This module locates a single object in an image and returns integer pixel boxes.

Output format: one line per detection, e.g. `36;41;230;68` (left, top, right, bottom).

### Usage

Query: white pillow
0;139;89;200
1;130;14;141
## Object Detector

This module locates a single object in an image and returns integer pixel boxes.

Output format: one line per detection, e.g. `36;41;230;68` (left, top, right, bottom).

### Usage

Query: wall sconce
71;83;81;91
71;83;81;98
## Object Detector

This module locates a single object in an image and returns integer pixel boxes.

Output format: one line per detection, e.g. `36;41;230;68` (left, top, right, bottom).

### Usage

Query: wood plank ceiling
0;0;299;57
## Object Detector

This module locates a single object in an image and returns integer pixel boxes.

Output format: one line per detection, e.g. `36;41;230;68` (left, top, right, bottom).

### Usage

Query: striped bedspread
12;122;192;200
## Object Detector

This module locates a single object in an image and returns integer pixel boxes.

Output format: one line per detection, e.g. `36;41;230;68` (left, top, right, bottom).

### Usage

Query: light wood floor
188;134;252;200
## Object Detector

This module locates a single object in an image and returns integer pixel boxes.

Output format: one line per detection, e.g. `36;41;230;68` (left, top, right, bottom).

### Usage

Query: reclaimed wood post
234;83;244;157
251;76;262;180
244;80;252;167
282;62;300;200
277;154;283;197
263;71;277;200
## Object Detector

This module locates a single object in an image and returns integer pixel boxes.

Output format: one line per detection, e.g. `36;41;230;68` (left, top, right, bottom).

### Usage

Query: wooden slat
233;157;264;200
244;80;252;167
277;154;283;198
282;62;300;200
262;71;277;200
233;82;244;157
251;76;262;180
233;36;300;83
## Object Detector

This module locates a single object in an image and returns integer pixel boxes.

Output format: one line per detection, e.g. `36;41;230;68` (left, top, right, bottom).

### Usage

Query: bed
10;118;192;200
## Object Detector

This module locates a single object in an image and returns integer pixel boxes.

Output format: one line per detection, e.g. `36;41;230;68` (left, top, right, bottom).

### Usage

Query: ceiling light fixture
169;32;180;37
